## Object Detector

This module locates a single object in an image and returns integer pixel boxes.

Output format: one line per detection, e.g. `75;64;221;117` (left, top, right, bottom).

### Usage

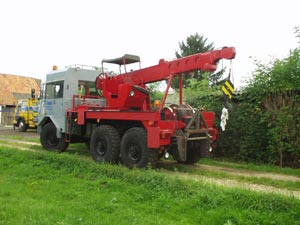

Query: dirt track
158;161;300;198
0;126;38;138
0;126;299;199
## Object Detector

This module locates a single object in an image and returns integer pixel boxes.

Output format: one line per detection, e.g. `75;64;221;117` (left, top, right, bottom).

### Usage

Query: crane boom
96;47;235;109
119;47;235;84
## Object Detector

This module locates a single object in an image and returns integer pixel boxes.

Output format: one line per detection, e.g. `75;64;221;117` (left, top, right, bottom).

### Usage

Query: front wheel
40;122;69;152
18;118;27;132
121;127;158;168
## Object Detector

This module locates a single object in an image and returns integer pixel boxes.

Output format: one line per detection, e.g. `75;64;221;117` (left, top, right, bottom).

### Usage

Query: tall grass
0;147;300;225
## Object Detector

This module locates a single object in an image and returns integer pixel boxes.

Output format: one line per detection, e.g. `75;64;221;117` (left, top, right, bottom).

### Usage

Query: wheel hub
96;138;107;156
128;144;141;162
47;134;58;146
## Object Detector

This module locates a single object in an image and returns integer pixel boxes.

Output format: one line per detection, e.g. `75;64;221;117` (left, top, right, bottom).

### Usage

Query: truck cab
13;96;39;132
38;65;104;151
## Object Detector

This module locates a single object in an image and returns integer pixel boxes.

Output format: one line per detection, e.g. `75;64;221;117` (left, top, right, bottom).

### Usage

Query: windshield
45;81;64;98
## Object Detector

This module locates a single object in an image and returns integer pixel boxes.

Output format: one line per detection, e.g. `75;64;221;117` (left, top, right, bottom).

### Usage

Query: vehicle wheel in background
18;118;27;132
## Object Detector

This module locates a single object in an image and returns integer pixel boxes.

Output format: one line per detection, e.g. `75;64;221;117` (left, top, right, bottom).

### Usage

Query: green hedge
185;49;300;167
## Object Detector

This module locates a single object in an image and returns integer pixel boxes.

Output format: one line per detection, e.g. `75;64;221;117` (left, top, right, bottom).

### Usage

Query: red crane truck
38;47;236;168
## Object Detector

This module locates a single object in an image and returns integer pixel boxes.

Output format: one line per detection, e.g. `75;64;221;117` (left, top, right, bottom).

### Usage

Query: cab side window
78;80;99;96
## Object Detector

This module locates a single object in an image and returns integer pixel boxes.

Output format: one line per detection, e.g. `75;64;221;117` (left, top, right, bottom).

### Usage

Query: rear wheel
40;122;69;152
90;125;120;163
121;127;158;168
183;143;202;164
176;140;210;164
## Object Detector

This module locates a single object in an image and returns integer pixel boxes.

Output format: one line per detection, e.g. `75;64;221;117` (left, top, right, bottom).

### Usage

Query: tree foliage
217;49;300;167
178;30;300;168
175;33;214;58
148;82;164;104
183;76;223;110
172;33;216;89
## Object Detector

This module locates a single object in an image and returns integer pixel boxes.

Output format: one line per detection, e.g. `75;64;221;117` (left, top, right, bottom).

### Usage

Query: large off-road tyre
40;122;69;152
121;127;158;168
176;140;210;165
174;148;200;165
184;146;202;164
18;118;27;132
90;125;120;164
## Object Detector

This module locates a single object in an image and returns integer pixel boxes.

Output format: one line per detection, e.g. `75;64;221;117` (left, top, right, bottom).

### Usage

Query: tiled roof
0;74;41;106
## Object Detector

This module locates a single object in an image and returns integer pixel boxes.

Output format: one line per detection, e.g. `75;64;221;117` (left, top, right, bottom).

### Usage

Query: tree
172;33;216;88
175;33;214;58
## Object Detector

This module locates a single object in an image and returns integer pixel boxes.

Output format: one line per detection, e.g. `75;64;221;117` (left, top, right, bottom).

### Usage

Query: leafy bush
222;49;300;167
185;48;300;167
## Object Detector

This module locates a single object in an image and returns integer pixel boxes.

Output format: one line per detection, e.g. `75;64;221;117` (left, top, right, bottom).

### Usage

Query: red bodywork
70;47;235;151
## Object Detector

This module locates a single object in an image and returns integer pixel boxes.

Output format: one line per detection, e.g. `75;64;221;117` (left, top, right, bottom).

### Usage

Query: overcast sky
0;0;299;87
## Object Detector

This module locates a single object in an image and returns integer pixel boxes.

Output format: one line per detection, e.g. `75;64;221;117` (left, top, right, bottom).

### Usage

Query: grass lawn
0;147;300;225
